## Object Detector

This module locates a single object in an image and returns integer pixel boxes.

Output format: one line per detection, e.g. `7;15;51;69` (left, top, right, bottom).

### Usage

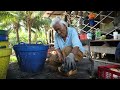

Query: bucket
113;31;118;40
13;41;49;73
118;34;120;40
79;33;87;40
0;30;8;35
0;41;10;48
0;35;8;41
0;48;12;79
87;32;92;40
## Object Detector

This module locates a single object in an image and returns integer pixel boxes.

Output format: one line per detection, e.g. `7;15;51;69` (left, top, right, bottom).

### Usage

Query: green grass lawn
10;55;17;63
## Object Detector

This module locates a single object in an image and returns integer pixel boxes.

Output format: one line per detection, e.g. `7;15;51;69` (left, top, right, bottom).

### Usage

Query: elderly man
47;17;85;76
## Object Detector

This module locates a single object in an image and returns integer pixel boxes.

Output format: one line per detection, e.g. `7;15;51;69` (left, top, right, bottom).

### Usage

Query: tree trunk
27;16;32;44
33;29;38;43
14;22;20;43
26;11;33;44
16;28;20;43
45;30;48;44
28;23;31;44
44;26;48;44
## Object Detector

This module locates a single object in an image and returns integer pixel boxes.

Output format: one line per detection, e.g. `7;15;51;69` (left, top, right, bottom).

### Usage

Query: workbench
83;39;120;55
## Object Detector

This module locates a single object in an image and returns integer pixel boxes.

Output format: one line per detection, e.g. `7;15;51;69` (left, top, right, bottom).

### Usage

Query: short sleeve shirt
54;27;85;53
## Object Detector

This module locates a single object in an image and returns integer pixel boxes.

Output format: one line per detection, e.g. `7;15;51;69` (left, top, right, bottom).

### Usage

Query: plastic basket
98;64;120;79
0;41;10;48
0;48;12;79
13;41;49;73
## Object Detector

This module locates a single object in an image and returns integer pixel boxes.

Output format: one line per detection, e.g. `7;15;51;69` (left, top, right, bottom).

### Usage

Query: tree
0;11;25;43
32;15;52;43
0;11;52;44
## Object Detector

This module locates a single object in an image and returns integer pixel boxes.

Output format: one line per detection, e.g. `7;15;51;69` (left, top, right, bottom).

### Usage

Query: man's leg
62;46;84;61
61;46;72;59
59;46;84;76
47;46;84;76
75;50;84;62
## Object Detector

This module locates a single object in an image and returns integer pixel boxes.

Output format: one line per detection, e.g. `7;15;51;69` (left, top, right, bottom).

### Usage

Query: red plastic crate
98;64;120;79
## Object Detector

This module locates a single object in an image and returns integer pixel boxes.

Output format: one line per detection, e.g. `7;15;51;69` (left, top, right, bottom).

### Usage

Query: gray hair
50;16;68;28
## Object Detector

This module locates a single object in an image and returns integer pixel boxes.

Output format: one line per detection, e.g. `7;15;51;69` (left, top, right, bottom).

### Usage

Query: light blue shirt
54;27;85;53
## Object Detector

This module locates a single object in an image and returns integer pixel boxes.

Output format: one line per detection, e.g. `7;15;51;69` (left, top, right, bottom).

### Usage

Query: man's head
51;17;68;38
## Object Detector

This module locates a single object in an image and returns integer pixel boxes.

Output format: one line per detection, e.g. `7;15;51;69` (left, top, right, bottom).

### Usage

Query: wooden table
83;39;120;54
90;39;120;42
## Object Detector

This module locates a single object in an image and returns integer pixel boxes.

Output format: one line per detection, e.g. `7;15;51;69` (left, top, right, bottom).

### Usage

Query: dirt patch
6;58;96;79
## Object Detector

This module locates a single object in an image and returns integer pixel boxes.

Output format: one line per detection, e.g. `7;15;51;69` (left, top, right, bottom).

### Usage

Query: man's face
53;23;67;38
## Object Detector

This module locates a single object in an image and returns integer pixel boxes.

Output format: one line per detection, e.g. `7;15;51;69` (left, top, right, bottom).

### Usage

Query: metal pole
87;39;94;78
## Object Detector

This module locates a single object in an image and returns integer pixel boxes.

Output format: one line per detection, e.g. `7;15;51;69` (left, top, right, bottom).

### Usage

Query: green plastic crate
0;30;8;35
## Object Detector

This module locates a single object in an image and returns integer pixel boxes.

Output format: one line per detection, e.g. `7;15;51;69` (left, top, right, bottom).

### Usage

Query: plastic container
0;35;8;41
113;31;118;40
89;19;95;26
79;33;87;40
98;65;120;79
0;30;8;35
95;28;101;40
0;41;10;48
87;32;92;40
88;12;96;19
118;34;120;40
0;48;12;79
13;41;49;73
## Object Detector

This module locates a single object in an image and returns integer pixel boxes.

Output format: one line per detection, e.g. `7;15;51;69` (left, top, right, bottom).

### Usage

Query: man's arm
71;28;84;54
54;33;64;61
56;48;64;62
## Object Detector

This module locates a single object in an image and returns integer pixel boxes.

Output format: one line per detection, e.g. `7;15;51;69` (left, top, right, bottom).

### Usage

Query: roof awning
43;11;65;18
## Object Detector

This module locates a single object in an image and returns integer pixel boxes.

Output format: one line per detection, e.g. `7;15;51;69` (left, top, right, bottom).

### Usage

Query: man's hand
58;53;64;62
65;53;76;70
56;49;64;62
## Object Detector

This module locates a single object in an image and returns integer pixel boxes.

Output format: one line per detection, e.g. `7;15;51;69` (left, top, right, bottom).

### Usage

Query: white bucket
118;34;120;40
113;31;118;40
87;32;92;40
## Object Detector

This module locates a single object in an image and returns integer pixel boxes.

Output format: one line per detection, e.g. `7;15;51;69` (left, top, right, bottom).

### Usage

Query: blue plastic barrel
13;41;49;73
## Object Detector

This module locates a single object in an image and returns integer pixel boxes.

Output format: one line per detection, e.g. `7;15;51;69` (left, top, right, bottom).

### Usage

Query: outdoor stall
0;11;120;79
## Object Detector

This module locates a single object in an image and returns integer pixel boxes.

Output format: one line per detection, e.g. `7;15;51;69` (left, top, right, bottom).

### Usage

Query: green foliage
9;27;48;46
9;30;17;46
0;11;51;45
19;30;29;43
9;28;29;46
36;28;47;44
10;55;17;63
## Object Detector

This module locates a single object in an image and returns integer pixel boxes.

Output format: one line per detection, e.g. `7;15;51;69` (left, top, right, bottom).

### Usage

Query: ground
6;57;108;79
